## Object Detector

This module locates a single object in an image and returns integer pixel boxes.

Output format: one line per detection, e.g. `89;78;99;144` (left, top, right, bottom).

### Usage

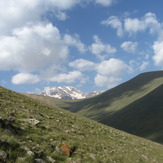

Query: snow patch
39;86;101;100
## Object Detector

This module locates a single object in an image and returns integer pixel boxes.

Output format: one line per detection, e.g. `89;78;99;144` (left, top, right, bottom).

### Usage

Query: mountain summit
39;86;101;100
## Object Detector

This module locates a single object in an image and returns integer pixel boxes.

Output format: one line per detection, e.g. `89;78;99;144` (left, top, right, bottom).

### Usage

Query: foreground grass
0;86;163;162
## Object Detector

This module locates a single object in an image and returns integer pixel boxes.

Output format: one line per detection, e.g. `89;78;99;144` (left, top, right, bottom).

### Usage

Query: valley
27;71;163;144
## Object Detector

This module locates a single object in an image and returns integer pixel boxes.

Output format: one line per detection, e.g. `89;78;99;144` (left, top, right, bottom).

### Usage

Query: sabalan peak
39;86;101;100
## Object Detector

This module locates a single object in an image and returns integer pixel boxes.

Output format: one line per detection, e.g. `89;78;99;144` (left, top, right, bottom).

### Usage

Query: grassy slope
26;71;163;144
99;84;163;144
0;87;163;162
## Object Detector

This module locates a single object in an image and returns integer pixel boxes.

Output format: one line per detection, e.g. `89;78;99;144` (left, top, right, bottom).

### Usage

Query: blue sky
0;0;163;93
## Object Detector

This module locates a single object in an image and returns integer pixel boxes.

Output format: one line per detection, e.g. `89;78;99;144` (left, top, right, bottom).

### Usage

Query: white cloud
102;12;163;38
144;13;160;33
129;60;148;72
121;41;138;53
97;58;131;76
12;73;40;84
64;34;87;53
0;0;81;33
94;58;132;88
0;23;87;73
49;71;85;83
95;74;121;88
90;35;116;60
54;10;68;21
0;0;116;35
139;61;149;71
95;0;114;6
0;23;69;72
124;12;162;37
124;18;146;34
101;16;123;37
47;0;81;10
153;41;163;67
69;59;96;71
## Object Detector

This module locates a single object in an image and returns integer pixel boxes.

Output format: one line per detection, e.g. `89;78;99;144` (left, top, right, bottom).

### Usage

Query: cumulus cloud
121;41;138;53
124;18;146;34
0;22;88;74
90;35;116;60
48;0;81;10
54;10;68;21
49;71;85;83
101;16;123;37
12;73;40;84
95;74;121;88
97;58;131;76
64;34;87;53
95;0;114;6
153;41;163;67
144;13;161;34
102;12;163;38
0;23;69;72
124;12;163;36
0;0;83;34
0;0;116;34
139;61;149;71
95;58;132;88
69;59;96;71
0;0;119;88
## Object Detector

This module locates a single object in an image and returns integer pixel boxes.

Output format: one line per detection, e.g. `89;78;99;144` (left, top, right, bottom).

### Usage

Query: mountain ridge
39;86;101;100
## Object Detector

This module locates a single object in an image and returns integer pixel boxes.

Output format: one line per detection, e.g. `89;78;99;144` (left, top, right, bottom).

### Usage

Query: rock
22;145;30;151
27;150;34;156
34;151;45;158
89;153;96;161
10;112;15;116
17;157;25;161
27;118;40;125
34;158;45;163
46;156;56;163
0;150;7;160
55;146;62;153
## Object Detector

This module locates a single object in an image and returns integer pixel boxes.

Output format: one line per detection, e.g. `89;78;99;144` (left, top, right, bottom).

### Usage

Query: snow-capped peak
40;86;85;100
39;86;101;100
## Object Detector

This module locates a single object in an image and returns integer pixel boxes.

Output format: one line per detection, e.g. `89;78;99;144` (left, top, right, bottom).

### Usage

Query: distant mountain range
39;86;101;100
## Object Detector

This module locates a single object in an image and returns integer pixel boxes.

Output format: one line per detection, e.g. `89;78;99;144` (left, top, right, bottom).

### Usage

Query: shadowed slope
99;84;163;144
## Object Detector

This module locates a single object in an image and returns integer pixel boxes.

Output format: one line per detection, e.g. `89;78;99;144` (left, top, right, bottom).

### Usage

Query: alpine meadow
1;0;163;162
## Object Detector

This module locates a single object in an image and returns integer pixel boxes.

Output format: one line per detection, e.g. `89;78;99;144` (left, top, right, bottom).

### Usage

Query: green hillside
26;71;163;144
1;86;163;162
101;84;163;144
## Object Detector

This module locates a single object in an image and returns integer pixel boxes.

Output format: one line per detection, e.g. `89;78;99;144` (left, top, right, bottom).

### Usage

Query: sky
0;0;163;93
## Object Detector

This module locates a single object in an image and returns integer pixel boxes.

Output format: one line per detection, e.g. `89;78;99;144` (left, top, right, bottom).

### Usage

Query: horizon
0;0;163;93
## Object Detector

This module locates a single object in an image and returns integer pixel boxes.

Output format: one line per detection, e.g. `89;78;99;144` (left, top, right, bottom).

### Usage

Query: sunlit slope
1;86;163;162
66;71;163;117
